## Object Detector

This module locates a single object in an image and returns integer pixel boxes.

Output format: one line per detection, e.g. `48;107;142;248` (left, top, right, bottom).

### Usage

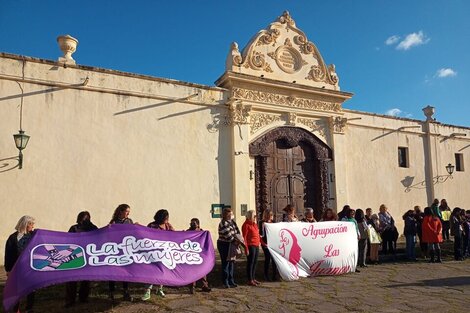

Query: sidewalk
2;258;470;313
2;241;469;313
105;259;470;313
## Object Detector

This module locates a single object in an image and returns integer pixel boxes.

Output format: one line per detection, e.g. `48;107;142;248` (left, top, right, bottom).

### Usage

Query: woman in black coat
65;211;98;307
4;215;36;313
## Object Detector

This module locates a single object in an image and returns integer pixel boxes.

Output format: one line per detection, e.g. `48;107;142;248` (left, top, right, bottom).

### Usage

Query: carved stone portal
250;126;332;220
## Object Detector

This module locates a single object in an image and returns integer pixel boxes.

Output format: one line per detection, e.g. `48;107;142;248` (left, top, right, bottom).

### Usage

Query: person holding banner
242;210;261;286
301;208;317;223
186;218;211;294
282;204;299;222
142;209;174;300
342;208;361;272
341;208;360;237
260;209;277;281
217;207;241;288
4;215;36;313
108;204;133;302
321;208;338;221
337;205;351;221
65;211;98;307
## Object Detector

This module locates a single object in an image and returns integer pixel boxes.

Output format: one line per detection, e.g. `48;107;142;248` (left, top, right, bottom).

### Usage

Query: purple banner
3;224;215;311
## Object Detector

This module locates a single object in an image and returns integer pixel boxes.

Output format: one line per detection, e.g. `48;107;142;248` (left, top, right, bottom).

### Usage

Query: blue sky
1;1;469;126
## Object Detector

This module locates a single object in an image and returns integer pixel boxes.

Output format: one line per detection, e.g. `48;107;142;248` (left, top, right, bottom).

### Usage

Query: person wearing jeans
242;210;261;286
355;209;368;267
217;207;241;288
403;210;417;261
260;209;277;281
450;207;463;261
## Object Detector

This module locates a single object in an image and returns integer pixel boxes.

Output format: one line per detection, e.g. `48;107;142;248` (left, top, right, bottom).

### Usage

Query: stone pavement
4;258;470;313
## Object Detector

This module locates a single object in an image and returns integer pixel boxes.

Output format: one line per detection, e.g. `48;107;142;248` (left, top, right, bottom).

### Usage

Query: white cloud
436;68;457;78
385;35;400;45
385;108;413;118
396;31;430;50
385;108;402;116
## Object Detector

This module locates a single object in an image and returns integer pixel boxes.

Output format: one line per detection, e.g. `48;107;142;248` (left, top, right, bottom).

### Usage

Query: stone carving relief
224;11;341;90
278;10;296;27
249;111;331;137
225;100;252;125
267;44;308;74
286;112;297;125
243;51;273;73
250;113;282;134
330;116;347;134
232;87;341;112
225;42;243;69
256;28;281;46
297;118;327;138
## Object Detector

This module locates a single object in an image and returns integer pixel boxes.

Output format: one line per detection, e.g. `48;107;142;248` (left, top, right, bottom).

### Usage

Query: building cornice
0;52;226;93
216;71;353;101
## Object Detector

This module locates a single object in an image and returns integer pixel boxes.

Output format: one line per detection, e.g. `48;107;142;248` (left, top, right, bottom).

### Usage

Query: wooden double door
265;139;316;221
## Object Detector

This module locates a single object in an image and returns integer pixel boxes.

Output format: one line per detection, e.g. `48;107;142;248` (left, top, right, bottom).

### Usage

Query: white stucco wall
342;110;470;234
1;52;469;266
0;54;231;263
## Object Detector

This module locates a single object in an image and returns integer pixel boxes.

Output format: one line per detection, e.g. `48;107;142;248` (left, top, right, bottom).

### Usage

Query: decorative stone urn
57;35;78;64
422;105;435;121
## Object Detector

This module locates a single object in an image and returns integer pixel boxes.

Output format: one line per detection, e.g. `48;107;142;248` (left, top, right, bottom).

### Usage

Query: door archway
249;126;332;221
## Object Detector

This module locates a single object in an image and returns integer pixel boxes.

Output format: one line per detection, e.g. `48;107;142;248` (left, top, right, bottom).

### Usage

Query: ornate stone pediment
225;11;340;90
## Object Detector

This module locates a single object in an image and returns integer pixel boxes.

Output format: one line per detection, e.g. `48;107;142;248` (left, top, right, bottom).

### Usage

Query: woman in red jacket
422;206;443;263
242;210;261;286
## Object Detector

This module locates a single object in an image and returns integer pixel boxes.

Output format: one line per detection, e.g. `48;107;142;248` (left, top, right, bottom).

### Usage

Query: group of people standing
4;204;211;312
5;200;467;311
215;203;400;287
402;199;470;263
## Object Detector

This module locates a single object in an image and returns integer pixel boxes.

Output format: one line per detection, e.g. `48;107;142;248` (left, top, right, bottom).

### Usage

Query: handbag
228;242;243;260
368;224;382;244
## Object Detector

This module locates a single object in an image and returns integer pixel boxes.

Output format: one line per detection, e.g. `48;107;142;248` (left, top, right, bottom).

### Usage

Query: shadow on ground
385;276;470;288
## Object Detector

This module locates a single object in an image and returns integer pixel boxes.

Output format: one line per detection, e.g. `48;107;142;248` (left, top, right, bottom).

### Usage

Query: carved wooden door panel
251;126;331;222
266;140;314;221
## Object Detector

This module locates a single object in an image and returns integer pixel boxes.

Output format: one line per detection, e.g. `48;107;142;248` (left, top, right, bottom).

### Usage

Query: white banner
265;221;358;281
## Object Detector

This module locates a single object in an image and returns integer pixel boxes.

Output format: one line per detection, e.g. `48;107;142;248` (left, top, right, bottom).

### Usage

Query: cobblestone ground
2;257;470;313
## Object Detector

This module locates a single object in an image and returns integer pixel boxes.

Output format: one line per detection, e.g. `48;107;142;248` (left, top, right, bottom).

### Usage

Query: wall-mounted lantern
13;61;30;170
13;130;30;169
446;163;455;177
